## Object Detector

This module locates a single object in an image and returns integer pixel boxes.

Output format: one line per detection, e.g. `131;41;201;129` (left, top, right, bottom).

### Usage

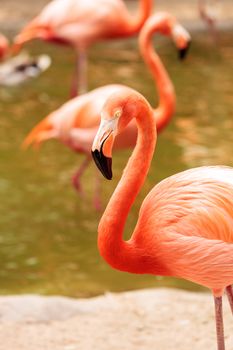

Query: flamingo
198;0;219;41
0;53;51;86
0;33;9;60
0;33;51;87
13;0;152;97
91;86;233;350
23;12;191;210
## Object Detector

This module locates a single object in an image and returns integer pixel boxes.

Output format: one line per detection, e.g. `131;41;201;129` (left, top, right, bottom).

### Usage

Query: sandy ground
0;288;232;350
0;0;232;32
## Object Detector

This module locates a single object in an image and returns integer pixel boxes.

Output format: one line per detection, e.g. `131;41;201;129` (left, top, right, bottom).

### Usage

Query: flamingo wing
16;0;131;46
23;84;123;148
131;166;233;289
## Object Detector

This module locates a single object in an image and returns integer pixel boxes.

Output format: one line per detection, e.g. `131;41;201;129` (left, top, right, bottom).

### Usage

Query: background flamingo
0;53;51;86
13;0;152;97
0;32;51;87
198;0;219;41
0;33;9;60
23;12;191;210
91;87;233;350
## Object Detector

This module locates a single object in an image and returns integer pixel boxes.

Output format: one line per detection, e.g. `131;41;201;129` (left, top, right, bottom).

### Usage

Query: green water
0;31;232;297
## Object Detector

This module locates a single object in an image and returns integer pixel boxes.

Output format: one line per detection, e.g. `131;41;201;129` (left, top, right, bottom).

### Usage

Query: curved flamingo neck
124;0;153;36
139;14;176;132
0;34;8;60
98;96;157;272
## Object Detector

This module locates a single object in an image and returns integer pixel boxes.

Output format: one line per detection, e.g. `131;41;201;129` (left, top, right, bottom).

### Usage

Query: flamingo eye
114;109;122;119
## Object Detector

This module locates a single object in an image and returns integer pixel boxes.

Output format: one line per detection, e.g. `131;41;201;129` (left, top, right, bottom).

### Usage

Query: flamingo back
129;166;233;290
135;166;233;244
23;84;123;149
15;0;136;48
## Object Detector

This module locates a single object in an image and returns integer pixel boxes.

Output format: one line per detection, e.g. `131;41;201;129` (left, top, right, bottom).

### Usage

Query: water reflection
174;33;233;167
0;31;232;296
176;115;233;166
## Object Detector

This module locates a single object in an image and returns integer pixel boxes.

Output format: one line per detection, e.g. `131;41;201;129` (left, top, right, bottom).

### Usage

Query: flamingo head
139;12;191;61
92;88;145;180
171;22;191;60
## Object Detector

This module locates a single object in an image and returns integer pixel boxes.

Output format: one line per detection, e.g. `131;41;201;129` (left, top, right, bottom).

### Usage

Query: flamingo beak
92;145;112;180
91;118;117;180
178;40;191;60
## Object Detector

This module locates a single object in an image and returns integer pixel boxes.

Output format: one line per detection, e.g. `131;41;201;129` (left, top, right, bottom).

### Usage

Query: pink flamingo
23;12;191;210
13;0;152;97
198;0;219;41
91;86;233;350
0;33;9;60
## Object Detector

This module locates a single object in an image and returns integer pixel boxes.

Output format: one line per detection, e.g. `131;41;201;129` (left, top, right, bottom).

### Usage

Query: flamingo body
23;84;124;151
24;83;139;155
14;0;152;96
20;0;146;47
131;166;233;292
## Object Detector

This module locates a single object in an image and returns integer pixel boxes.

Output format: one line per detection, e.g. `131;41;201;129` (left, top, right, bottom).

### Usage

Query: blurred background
0;0;232;297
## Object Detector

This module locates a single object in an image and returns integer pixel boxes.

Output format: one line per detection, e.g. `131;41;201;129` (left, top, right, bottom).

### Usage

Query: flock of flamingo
0;0;230;350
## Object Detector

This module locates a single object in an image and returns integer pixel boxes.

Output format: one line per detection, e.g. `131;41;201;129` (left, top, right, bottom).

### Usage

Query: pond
0;30;232;297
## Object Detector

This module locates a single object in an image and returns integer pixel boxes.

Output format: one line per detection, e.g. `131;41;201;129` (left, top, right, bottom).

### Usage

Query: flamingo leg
72;156;91;196
93;168;102;211
70;50;88;98
214;296;225;350
225;285;233;314
207;20;218;44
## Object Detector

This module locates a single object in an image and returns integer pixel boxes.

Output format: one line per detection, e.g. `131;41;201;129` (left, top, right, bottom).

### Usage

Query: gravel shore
0;288;232;350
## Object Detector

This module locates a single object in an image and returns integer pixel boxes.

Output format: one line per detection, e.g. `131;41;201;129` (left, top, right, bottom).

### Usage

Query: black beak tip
102;163;112;180
92;150;112;180
105;172;112;180
178;40;191;60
